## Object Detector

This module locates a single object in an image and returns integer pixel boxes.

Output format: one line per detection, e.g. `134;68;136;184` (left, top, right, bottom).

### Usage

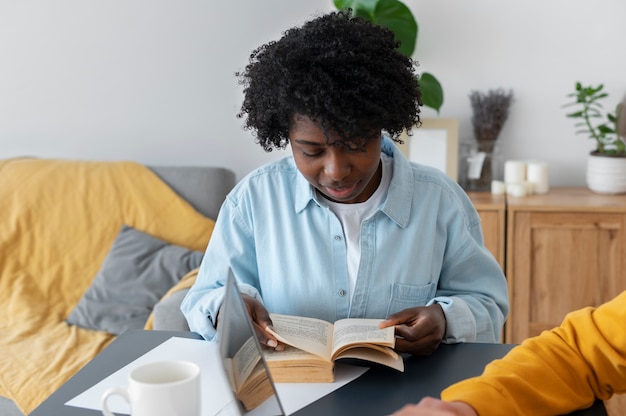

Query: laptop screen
216;271;285;416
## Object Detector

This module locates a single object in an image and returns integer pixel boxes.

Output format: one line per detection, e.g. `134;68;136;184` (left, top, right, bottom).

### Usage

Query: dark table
30;330;607;416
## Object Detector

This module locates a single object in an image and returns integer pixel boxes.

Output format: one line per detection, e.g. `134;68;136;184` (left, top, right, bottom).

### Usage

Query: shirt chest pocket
386;282;437;317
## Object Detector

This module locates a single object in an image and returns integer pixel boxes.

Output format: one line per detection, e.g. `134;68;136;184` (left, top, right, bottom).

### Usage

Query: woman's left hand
379;304;446;355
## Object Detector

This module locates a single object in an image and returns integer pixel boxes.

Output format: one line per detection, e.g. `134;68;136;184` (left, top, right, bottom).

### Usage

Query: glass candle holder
461;139;503;192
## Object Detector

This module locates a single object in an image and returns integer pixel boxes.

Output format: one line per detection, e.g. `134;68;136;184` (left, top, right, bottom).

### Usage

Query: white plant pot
586;153;626;194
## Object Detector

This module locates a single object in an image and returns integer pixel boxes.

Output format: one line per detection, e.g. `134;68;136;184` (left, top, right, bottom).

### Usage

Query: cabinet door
476;210;505;270
506;211;626;344
467;192;505;270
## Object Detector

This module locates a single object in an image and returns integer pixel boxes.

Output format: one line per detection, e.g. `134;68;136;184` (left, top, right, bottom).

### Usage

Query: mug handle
101;387;130;416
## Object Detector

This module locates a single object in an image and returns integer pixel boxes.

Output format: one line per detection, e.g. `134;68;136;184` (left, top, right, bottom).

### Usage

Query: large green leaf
419;72;444;114
333;0;444;113
336;0;417;57
374;0;417;57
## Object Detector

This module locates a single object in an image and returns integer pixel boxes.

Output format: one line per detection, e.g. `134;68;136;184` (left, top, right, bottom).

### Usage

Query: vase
461;140;502;192
586;152;626;194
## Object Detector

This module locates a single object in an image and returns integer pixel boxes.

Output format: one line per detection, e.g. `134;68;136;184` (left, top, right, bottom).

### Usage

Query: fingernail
267;339;277;348
275;344;284;352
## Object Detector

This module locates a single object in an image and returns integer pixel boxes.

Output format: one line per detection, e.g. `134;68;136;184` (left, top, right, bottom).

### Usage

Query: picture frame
396;118;459;182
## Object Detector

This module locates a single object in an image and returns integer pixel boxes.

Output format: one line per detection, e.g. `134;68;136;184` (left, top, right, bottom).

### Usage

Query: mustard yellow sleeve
441;290;626;415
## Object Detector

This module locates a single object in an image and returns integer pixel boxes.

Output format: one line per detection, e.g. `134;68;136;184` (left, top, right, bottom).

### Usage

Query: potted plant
334;0;444;113
563;82;626;194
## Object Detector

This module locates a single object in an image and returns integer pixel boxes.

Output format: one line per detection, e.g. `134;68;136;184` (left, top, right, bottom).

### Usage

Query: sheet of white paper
65;336;367;416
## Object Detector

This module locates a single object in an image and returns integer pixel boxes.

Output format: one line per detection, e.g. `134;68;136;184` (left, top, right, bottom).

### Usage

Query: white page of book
65;336;367;415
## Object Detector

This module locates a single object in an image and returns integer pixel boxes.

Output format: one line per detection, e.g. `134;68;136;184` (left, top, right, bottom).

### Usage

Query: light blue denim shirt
181;138;509;343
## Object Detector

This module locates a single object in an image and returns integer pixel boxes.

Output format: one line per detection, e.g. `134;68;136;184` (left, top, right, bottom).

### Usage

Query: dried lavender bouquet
467;88;514;190
470;88;514;147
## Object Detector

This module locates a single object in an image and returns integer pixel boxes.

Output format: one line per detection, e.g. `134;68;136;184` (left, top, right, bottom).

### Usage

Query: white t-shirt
322;153;393;307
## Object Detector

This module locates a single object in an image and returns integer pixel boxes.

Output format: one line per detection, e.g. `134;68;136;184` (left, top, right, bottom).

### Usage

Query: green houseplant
334;0;444;113
563;82;626;194
563;82;624;155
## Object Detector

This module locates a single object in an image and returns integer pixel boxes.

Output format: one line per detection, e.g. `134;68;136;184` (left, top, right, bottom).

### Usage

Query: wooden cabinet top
506;187;626;212
465;192;505;210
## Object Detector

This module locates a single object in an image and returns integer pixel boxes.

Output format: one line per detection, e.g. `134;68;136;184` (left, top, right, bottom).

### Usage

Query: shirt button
338;289;346;297
334;235;342;241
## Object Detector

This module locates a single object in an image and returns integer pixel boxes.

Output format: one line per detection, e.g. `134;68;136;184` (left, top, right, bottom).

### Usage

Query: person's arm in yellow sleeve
391;290;626;416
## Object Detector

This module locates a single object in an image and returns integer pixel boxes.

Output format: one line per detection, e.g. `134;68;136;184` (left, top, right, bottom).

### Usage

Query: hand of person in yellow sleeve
390;397;477;416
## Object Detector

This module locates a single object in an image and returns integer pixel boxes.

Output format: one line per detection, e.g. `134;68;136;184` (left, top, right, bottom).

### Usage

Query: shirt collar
380;136;414;228
294;167;318;213
293;136;415;226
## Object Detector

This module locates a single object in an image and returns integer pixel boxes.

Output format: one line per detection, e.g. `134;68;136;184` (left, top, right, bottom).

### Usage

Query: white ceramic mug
101;360;200;416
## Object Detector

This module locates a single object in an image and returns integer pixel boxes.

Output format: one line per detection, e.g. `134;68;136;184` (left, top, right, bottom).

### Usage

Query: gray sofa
0;162;235;416
147;165;236;332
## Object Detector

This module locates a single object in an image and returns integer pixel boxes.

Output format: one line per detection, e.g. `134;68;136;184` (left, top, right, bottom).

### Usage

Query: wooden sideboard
468;188;626;343
504;188;626;343
469;188;626;415
466;192;506;270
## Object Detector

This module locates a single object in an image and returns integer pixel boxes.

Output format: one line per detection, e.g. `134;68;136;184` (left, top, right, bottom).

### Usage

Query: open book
223;335;277;411
264;313;404;383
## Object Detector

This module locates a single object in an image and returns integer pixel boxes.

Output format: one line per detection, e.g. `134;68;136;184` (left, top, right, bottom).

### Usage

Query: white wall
1;0;625;185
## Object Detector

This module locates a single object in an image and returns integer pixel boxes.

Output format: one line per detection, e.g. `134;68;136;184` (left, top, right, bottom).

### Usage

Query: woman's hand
390;397;477;416
379;304;446;355
241;294;284;351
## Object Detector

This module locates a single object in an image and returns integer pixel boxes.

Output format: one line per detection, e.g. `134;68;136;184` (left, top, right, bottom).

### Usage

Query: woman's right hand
241;293;284;351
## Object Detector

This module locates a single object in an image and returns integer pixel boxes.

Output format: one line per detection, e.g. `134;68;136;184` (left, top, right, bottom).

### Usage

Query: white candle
506;182;527;197
491;180;506;195
504;160;526;183
527;160;549;194
521;180;535;195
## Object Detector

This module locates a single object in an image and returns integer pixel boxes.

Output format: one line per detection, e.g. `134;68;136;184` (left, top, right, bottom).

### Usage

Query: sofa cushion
66;225;203;335
151;289;191;331
148;166;236;220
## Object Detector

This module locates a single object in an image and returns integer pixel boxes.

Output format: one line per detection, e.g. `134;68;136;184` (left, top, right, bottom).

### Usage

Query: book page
264;345;323;362
331;318;395;357
231;336;263;391
237;360;275;411
335;346;404;372
267;313;333;360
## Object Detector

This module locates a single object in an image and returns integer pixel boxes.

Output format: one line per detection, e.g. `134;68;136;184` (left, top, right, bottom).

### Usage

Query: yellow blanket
0;158;215;414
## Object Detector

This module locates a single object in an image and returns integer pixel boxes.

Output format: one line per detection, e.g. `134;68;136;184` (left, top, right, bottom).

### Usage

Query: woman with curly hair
182;11;508;356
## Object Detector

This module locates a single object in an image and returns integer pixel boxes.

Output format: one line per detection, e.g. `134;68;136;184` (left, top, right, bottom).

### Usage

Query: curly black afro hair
236;10;422;152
